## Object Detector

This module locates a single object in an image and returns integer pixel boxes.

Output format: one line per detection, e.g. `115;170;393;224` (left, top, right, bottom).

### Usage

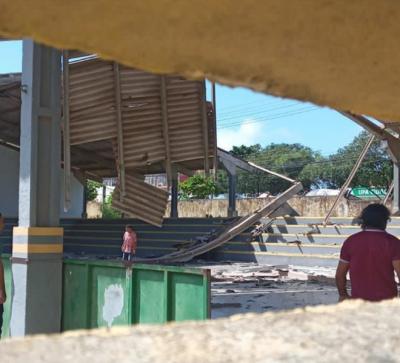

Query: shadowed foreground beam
1;299;400;362
2;2;400;121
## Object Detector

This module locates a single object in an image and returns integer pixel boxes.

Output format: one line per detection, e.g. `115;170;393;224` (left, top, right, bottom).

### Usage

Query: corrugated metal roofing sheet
0;60;216;226
119;65;165;168
112;173;169;227
68;57;215;168
69;59;116;145
66;57;215;226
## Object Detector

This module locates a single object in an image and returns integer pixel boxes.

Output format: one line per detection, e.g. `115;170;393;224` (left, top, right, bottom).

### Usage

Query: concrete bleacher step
261;233;349;245
271;224;400;236
62;218;230;258
1;218;231;257
273;216;400;226
211;216;400;267
3;216;400;267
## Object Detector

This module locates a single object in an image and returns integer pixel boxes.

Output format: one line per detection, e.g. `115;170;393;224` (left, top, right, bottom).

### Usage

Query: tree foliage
315;131;392;188
223;131;392;196
231;143;320;195
86;180;102;201
102;195;122;219
179;174;218;199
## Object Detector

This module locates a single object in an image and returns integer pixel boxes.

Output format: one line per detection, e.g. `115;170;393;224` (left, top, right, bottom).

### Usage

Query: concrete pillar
170;170;179;218
393;163;400;215
10;40;63;336
228;171;237;217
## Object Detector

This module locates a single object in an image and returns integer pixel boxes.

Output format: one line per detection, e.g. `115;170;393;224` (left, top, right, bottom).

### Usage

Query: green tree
231;144;262;159
102;194;122;219
318;131;392;188
228;133;392;195
215;169;229;194
179;174;217;199
86;180;102;201
231;143;320;194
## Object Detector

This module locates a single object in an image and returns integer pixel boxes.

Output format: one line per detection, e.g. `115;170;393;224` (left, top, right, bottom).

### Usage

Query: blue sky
1;40;362;155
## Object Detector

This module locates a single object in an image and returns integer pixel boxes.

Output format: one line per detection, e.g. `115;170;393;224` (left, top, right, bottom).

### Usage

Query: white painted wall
0;145;84;218
59;173;84;219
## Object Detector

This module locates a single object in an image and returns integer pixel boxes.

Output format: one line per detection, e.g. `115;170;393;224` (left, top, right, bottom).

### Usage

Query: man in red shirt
336;203;400;302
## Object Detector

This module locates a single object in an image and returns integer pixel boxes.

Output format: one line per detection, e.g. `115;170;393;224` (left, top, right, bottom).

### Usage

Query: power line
239;156;391;175
217;100;301;119
247;152;390;168
250;145;389;163
217;98;279;112
218;103;315;123
220;145;391;174
217;106;320;129
245;147;389;164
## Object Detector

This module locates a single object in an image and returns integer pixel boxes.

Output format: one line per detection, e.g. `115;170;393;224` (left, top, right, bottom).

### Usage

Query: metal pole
82;180;88;219
324;134;375;225
113;62;125;199
228;171;237;217
383;180;394;206
170;169;179;218
102;184;106;217
161;75;172;187
201;81;210;176
393;163;400;214
62;51;71;212
211;82;218;178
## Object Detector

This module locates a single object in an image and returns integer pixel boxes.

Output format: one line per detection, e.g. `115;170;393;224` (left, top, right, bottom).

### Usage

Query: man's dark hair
360;203;391;230
125;224;134;230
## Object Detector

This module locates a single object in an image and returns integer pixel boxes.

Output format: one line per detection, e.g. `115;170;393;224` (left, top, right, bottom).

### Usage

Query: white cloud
217;120;263;150
217;119;298;150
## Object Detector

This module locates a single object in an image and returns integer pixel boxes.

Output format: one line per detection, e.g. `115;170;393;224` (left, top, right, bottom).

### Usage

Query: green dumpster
62;259;210;330
1;256;210;337
1;255;12;338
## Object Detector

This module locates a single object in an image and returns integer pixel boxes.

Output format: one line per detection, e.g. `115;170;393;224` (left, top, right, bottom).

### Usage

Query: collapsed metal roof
0;58;216;226
0;65;215;175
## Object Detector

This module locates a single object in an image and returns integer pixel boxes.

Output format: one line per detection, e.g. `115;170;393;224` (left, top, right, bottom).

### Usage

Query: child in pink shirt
121;225;137;261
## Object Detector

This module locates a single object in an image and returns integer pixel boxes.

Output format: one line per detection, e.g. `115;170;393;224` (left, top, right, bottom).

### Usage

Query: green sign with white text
350;187;386;199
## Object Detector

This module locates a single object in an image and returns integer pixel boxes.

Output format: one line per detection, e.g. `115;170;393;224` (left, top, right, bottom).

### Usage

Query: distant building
145;173;188;191
145;174;168;190
305;189;340;197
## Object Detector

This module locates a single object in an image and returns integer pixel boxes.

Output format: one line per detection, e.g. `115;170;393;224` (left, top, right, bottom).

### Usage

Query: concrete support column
393;163;400;215
228;171;237;217
170;169;179;218
10;40;63;336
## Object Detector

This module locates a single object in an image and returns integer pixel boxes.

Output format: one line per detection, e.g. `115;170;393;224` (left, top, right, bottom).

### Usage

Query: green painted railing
1;256;210;337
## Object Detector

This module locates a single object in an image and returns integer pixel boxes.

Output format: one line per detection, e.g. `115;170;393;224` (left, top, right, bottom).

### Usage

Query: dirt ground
190;262;339;319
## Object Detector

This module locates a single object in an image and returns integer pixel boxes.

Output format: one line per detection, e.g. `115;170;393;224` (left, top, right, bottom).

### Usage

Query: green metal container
62;259;210;330
0;256;210;337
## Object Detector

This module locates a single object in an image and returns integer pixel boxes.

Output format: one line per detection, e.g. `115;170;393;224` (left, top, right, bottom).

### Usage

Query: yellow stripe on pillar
12;244;64;254
13;227;64;237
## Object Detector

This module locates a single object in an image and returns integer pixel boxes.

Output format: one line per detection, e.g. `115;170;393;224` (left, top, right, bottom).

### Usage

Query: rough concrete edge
0;298;392;344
